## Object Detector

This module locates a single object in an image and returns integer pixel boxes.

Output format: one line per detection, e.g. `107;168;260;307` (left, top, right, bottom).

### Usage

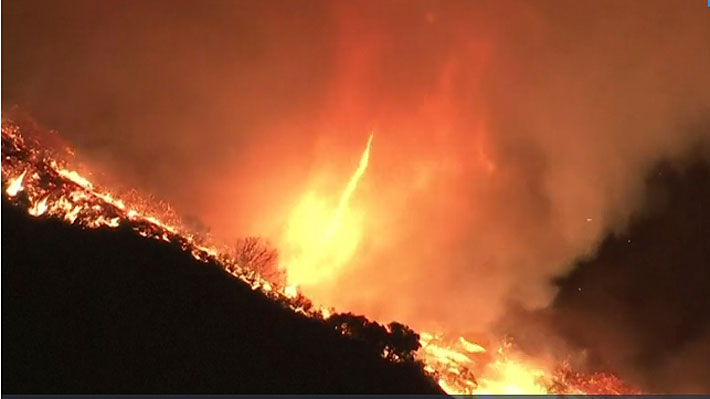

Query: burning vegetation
1;117;639;394
418;332;637;394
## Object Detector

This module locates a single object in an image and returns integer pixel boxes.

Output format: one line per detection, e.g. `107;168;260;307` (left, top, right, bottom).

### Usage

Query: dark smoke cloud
3;0;710;390
544;159;710;393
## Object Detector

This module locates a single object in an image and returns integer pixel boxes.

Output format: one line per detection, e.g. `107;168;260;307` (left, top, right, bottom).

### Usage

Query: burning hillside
2;118;640;394
2;118;277;292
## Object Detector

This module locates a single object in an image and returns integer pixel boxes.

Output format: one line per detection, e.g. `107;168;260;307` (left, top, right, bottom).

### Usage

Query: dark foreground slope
1;199;443;394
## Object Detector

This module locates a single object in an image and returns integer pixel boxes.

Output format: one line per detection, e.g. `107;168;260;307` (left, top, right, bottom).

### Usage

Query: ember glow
2;120;639;395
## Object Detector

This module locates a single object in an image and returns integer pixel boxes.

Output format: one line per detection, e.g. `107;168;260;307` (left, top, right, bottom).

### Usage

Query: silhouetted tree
233;237;284;285
328;313;421;363
386;322;421;362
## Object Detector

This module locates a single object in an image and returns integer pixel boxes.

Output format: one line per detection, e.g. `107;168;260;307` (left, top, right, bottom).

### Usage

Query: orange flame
418;332;638;395
6;170;26;196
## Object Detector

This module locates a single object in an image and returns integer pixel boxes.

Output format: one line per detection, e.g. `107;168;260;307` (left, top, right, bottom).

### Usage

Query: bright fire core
281;134;373;287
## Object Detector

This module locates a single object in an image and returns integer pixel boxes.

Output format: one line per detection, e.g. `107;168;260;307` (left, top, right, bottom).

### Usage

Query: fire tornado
281;133;374;287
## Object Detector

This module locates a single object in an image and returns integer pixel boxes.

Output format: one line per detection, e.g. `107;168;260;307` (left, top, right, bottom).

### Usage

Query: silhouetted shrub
233;237;284;285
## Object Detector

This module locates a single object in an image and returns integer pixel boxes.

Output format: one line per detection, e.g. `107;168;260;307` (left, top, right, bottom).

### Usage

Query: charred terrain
1;198;442;394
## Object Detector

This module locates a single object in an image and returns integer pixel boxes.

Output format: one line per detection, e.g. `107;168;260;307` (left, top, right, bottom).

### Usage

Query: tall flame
281;134;373;287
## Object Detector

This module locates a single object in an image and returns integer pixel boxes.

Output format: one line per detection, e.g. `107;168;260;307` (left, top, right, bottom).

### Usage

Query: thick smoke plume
4;0;709;339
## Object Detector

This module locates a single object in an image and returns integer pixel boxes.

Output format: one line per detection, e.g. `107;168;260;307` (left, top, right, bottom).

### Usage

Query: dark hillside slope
1;199;443;394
